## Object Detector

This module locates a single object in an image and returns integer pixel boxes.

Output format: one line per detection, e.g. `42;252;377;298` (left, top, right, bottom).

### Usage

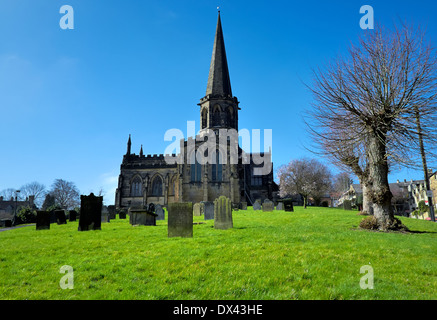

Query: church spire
206;11;232;97
126;134;131;155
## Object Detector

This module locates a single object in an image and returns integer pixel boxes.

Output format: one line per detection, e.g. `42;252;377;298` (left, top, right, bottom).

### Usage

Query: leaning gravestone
262;200;274;212
69;210;77;222
214;196;233;230
168;202;193;238
241;202;247;210
193;203;202;216
155;204;165;220
78;193;103;231
129;207;157;226
253;199;262;211
202;201;214;220
36;211;50;230
284;199;294;212
276;202;284;210
55;210;67;225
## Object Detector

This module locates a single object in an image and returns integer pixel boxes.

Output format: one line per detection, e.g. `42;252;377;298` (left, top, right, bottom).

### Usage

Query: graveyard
0;205;436;300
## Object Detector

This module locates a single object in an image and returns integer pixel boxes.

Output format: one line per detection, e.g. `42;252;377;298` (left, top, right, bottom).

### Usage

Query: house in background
0;196;36;222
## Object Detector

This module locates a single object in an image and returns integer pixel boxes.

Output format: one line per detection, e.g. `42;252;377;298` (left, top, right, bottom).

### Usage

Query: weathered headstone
118;209;127;219
276;202;283;210
155;204;165;220
108;205;116;220
69;210;77;222
262;200;274;212
232;202;240;211
241;202;247;210
343;200;352;211
284;199;294;212
214;196;233;230
253;199;262;211
129;207;157;226
202;201;214;220
55;210;67;225
101;206;110;223
78;193;103;231
193;203;202;216
168;202;193;238
4;220;12;228
36;211;50;230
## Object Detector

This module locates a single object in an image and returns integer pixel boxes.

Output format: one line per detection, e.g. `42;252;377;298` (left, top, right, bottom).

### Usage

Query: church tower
198;12;240;131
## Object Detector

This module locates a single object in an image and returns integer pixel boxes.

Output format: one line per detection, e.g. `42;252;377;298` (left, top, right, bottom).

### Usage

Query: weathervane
217;6;220;13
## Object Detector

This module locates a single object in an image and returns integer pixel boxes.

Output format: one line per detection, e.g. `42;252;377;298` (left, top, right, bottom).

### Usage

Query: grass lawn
0;206;436;300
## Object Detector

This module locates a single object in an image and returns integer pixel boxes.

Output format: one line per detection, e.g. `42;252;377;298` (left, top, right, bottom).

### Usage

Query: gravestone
193;203;202;216
49;211;57;224
168;202;193;238
284;199;294;212
214;196;233;230
262;200;274;212
4;220;12;228
69;210;77;222
101;206;110;223
241;202;247;210
343;200;352;211
232;202;240;211
155;204;165;220
129;207;157;226
276;202;284;210
78;193;103;231
118;209;127;219
36;211;50;230
55;210;67;225
253;199;262;211
108;205;116;220
202;201;214;220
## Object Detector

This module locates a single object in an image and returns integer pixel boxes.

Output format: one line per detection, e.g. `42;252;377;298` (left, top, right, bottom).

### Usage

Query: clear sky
1;0;437;205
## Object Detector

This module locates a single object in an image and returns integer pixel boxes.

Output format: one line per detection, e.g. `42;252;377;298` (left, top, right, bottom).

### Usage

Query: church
114;12;278;210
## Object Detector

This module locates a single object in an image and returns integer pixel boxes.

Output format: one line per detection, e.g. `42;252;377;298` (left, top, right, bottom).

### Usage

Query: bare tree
332;172;354;199
20;181;46;208
306;24;437;230
277;158;332;208
50;179;80;210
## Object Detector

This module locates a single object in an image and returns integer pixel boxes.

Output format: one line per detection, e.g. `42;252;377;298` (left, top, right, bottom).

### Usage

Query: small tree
277;158;332;209
50;179;80;210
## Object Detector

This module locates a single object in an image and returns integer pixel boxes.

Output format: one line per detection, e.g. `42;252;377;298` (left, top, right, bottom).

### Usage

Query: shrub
16;206;37;224
359;216;379;230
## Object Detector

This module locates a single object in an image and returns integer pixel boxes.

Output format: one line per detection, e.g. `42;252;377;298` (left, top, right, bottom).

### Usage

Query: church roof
205;12;233;97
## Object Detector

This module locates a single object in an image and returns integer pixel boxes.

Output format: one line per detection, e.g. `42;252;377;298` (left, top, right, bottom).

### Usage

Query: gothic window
151;175;163;196
190;151;202;182
212;149;223;182
213;105;221;126
131;176;142;197
169;175;177;196
251;169;262;186
201;108;208;129
227;107;233;127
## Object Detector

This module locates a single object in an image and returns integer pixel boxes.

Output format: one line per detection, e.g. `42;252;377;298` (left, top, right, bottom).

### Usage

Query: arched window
131;176;142;197
213;105;221;126
169;175;177;196
212;149;223;182
227;107;233;127
190;151;202;182
201;108;208;129
151;176;163;196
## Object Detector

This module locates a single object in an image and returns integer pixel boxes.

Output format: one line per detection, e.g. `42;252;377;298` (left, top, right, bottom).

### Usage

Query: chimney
0;196;3;201
28;195;35;206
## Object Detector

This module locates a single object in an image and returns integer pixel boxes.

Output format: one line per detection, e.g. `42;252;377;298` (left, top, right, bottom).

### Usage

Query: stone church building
115;13;278;210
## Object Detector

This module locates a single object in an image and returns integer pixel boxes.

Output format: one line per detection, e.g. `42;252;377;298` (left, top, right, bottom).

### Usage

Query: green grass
0;207;436;300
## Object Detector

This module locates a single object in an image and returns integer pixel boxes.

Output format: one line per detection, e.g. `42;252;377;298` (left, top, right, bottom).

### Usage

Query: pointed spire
140;144;143;157
127;134;131;155
206;12;232;97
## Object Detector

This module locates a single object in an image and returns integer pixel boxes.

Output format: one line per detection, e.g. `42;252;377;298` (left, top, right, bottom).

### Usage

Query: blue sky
1;0;437;205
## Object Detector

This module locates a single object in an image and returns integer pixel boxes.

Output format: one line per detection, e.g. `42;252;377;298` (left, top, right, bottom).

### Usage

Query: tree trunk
361;183;374;215
303;195;307;209
367;133;395;230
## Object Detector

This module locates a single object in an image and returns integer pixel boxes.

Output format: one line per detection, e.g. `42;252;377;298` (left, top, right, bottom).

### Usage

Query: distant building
0;196;36;221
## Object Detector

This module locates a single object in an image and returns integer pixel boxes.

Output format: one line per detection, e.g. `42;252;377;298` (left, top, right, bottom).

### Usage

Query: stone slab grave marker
193;203;202;216
262;200;274;212
253;199;262;211
78;193;103;231
108;205;116;220
101;206;110;223
214;196;233;230
155;204;165;220
55;210;67;225
202;201;214;220
36;211;50;230
276;202;283;210
284;199;294;212
129;207;157;226
118;209;127;219
241;202;247;210
168;202;193;238
69;210;77;222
